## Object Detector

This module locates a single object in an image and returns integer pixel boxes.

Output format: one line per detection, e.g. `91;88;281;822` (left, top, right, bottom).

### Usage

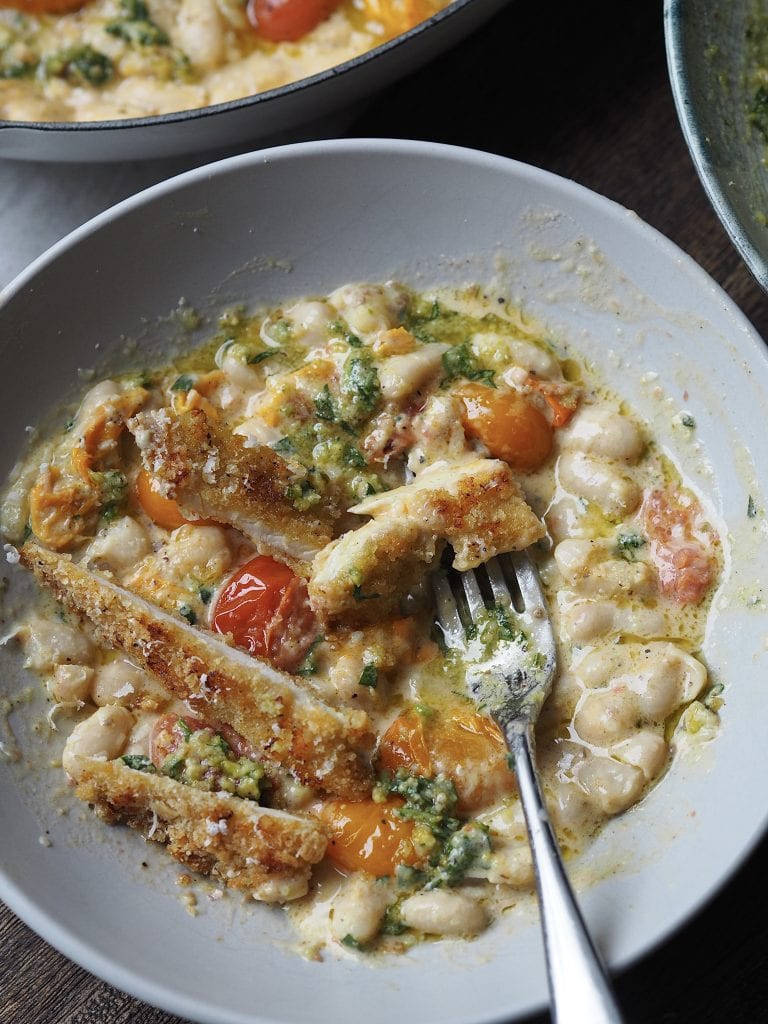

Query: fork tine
485;556;512;607
432;572;465;649
460;570;486;619
507;550;547;610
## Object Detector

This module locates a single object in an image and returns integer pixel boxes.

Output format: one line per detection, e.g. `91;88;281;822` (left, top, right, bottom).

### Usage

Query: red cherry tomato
246;0;342;42
212;555;296;657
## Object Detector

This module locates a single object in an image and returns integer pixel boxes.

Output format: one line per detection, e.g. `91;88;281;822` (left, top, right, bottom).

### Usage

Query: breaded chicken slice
309;458;545;625
21;542;373;799
72;757;326;903
129;408;332;572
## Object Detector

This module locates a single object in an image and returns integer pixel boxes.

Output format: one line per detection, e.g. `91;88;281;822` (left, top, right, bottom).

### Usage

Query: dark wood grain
3;1;768;1022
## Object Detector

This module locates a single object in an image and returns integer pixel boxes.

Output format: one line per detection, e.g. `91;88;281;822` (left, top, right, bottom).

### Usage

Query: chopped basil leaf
122;754;156;773
616;532;646;560
272;436;295;455
314;385;338;422
296;635;325;677
248;349;281;365
179;603;196;624
358;664;378;688
748;495;757;518
441;343;495;386
171;374;194;392
43;45;113;86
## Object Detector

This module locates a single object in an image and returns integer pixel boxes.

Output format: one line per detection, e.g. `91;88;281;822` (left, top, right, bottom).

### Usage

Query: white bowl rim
2;136;768;1022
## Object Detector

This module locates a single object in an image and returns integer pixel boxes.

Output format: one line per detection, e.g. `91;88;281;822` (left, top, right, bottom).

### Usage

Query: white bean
562;600;664;643
329;283;407;335
92;658;168;709
176;0;225;71
611;730;668;781
331;875;393;945
378;345;448;401
400;890;488;937
51;664;94;704
485;841;533;887
85;516;151;576
62;705;134;779
23;617;95;672
283;301;337;349
561;407;644;463
558;451;641;518
468;331;560;378
165;524;231;580
573;754;645;816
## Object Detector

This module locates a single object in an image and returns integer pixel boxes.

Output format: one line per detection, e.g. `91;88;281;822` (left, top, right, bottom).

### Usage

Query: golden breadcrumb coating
21;542;373;799
129;408;332;573
74;757;327;902
309;458;545;624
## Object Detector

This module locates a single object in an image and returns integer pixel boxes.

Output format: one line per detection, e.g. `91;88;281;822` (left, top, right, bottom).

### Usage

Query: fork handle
508;724;625;1024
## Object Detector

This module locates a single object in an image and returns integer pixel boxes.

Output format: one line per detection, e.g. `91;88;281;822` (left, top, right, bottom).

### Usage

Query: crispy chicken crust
21;542;373;799
309;458;545;624
74;757;327;902
129;408;332;572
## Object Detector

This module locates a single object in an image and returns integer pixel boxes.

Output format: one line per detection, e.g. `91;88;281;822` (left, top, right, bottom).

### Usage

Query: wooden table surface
2;1;768;1022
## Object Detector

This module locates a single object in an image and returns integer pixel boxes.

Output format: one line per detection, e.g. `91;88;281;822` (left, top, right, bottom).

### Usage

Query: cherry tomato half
212;555;296;657
246;0;342;42
314;798;417;876
135;468;190;531
378;706;513;812
456;383;553;471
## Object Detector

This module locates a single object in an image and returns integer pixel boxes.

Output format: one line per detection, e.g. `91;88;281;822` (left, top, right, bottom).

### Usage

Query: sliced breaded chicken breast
129;408;332;572
309;458;545;624
21;542;372;799
73;757;327;902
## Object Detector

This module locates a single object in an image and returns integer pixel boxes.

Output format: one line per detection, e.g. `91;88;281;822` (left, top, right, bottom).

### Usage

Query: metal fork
432;551;624;1024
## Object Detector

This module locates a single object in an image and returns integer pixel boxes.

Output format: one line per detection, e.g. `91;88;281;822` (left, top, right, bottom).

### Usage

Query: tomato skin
378;707;512;812
212;555;297;657
457;383;553;471
149;714;206;769
246;0;342;41
315;798;417;876
642;488;717;606
135;468;190;530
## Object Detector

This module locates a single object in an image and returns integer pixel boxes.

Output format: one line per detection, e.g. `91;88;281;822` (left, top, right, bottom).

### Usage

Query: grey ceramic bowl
665;0;768;292
2;140;768;1023
0;0;505;162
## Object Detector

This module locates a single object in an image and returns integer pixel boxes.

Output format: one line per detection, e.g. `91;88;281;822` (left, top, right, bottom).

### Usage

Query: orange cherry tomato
135;468;191;530
456;383;553;471
315;798;417;876
378;706;513;812
212;555;297;657
246;0;342;41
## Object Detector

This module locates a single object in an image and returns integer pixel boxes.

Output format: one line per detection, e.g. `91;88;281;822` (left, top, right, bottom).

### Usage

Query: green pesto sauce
124;722;264;801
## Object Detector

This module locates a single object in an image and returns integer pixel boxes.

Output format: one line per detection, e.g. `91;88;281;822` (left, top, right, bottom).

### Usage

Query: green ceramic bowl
666;0;768;292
